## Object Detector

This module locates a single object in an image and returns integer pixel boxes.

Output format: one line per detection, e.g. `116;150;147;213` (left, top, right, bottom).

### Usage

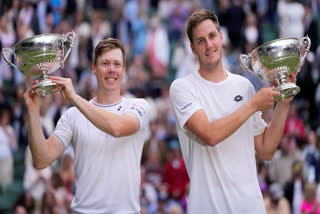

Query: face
93;48;125;92
190;19;223;70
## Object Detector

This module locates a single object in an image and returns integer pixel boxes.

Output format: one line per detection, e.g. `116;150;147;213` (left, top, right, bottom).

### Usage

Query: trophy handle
1;48;20;71
298;36;311;72
61;31;76;67
239;54;254;73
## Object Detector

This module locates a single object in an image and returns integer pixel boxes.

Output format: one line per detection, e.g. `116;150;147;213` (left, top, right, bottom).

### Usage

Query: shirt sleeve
253;111;267;136
52;108;74;149
126;98;150;130
247;81;267;136
169;80;202;130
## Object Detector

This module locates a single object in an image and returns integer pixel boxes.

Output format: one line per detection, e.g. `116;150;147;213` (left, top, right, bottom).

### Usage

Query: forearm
27;110;50;167
205;101;257;146
71;95;130;137
261;101;290;156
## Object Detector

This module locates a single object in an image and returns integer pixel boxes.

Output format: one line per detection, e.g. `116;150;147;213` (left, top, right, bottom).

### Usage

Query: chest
191;81;249;121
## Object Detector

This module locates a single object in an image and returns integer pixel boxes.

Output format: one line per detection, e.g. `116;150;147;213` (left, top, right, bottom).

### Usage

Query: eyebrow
194;31;217;42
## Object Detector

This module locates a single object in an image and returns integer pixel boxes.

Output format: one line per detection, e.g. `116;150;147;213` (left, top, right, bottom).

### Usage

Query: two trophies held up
240;36;311;100
2;31;76;96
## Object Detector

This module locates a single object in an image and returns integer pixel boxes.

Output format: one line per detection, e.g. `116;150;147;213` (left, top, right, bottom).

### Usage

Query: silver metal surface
2;31;76;96
240;36;311;100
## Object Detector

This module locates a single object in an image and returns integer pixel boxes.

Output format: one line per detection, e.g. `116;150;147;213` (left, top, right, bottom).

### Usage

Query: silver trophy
240;36;311;100
2;31;76;96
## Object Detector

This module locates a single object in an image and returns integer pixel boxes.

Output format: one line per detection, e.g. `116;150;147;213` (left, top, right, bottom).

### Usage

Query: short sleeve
253;111;267;136
169;80;202;130
52;109;73;149
126;98;150;130
247;81;267;136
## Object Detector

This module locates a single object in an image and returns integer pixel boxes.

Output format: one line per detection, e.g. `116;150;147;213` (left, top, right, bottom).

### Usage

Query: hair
304;182;317;203
93;38;126;66
186;9;220;43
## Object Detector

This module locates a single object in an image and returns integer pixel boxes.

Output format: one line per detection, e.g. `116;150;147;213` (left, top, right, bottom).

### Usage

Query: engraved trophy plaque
2;31;76;96
240;36;311;100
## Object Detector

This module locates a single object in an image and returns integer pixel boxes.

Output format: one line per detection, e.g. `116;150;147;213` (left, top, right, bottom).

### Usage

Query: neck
198;63;227;83
94;89;121;105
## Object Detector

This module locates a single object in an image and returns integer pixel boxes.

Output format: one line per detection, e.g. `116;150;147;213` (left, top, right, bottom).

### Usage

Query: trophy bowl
2;31;76;96
240;36;311;100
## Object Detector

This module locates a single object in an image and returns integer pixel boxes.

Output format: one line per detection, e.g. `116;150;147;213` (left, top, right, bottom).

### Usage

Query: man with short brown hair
24;38;150;213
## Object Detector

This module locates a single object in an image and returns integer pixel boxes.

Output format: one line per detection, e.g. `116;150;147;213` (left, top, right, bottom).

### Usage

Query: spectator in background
163;140;189;201
13;191;35;214
295;2;319;129
168;0;190;42
40;188;58;214
265;182;291;214
218;0;245;50
278;0;304;39
240;13;261;54
91;10;111;48
146;14;170;79
303;130;320;183
0;105;17;192
284;160;305;214
284;102;306;148
0;14;16;84
301;182;320;214
13;205;27;214
269;135;303;187
23;146;52;212
13;84;27;149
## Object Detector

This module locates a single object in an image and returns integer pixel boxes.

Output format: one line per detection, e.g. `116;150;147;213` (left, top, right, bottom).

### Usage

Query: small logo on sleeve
180;103;192;111
130;104;145;117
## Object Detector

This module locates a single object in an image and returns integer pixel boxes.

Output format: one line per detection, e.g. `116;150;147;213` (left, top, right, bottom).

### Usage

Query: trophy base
275;83;300;100
35;80;58;96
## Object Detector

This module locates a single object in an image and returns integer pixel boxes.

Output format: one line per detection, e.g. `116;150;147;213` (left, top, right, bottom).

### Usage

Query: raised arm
68;94;139;137
24;88;64;169
50;76;140;137
254;99;291;160
254;72;297;160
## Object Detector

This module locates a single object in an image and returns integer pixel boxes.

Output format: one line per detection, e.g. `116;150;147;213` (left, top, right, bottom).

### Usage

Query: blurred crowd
0;0;320;213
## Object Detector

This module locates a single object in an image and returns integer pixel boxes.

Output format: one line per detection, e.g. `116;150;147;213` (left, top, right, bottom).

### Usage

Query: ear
92;63;96;75
219;31;223;43
190;42;196;55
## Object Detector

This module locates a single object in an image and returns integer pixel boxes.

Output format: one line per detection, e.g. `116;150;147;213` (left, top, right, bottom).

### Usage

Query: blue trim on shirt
91;97;123;107
52;133;66;149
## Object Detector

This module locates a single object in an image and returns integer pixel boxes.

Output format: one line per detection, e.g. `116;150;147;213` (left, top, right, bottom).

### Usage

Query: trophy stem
39;73;49;82
35;73;57;96
275;69;300;100
278;71;287;85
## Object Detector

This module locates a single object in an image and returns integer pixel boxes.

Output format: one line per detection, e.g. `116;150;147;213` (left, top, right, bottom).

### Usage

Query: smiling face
93;48;125;93
190;19;223;70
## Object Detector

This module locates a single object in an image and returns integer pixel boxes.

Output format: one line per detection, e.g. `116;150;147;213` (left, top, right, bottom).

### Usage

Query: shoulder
170;74;195;93
125;98;150;116
228;72;255;91
60;106;80;120
126;97;150;107
171;73;195;86
228;72;252;84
